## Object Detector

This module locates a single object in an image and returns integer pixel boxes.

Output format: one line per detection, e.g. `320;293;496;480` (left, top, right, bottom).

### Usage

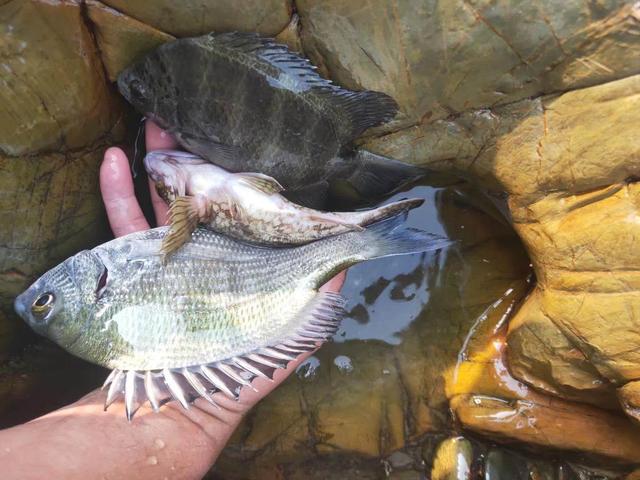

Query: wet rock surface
100;0;291;37
0;0;638;478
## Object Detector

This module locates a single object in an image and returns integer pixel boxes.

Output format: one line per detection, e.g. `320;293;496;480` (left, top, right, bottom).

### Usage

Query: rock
618;381;640;424
274;13;303;53
484;450;529;480
0;149;113;308
388;471;423;480
100;0;291;37
506;290;618;409
526;460;556;480
0;0;121;156
447;314;640;464
297;0;640;128
366;74;640;408
86;0;174;81
387;451;414;469
430;437;473;480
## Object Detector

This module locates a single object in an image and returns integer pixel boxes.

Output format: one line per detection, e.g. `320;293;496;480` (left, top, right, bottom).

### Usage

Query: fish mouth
13;293;27;321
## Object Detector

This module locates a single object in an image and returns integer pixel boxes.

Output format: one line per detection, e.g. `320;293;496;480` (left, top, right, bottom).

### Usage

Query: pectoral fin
162;196;200;261
236;172;284;195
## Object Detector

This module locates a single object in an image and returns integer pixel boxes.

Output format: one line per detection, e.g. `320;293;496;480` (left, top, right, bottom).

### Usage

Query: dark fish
118;32;424;205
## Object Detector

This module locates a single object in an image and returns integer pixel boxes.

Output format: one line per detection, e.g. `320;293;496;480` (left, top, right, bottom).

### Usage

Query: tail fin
361;211;452;260
344;150;426;200
355;198;424;227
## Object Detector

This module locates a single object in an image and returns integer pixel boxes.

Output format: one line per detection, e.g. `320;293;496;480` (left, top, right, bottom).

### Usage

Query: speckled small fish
145;150;424;257
118;31;424;206
14;214;450;420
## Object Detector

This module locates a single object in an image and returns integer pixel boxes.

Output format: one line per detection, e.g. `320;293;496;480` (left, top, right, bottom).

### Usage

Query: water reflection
338;185;446;344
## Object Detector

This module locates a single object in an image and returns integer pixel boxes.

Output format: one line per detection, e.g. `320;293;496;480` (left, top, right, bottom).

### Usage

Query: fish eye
31;292;55;319
130;79;147;99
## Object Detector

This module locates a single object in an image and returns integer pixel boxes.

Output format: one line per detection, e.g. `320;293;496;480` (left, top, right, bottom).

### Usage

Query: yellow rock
618;381;640;424
100;0;291;37
506;288;618;409
86;1;174;81
0;0;126;354
430;437;473;480
0;149;113;308
0;0;120;155
297;0;640;128
447;320;640;464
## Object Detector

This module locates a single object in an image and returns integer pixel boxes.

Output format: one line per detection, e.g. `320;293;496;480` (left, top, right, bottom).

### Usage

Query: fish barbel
15;214;450;420
118;31;424;206
145;149;424;257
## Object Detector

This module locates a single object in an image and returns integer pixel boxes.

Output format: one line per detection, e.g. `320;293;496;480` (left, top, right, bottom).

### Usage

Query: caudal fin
344;150;426;200
354;198;424;227
362;211;452;260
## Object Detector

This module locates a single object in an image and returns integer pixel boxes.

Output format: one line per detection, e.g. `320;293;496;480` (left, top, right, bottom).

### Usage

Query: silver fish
14;215;450;420
144;149;424;257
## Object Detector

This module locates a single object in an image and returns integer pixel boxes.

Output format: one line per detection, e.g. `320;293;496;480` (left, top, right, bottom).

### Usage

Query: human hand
100;119;345;410
0;121;344;480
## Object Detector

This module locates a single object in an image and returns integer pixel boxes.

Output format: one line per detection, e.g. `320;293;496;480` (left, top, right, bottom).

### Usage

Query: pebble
430;436;473;480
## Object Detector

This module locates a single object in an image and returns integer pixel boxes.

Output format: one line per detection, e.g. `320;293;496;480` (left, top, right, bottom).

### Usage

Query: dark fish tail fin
344;150;426;200
324;90;399;139
361;211;452;261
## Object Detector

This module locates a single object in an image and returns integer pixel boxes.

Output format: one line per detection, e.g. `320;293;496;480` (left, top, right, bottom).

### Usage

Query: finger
148;178;170;226
100;147;150;237
145;120;177;151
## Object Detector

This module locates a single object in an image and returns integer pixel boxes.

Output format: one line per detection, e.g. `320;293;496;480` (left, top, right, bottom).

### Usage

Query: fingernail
159;130;168;138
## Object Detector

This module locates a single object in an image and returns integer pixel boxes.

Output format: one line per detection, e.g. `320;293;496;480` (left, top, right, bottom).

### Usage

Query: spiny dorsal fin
206;32;398;139
235;172;284;195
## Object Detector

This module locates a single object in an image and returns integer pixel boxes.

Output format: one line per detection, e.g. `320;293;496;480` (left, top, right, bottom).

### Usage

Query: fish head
15;250;106;350
144;150;209;202
117;61;158;119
